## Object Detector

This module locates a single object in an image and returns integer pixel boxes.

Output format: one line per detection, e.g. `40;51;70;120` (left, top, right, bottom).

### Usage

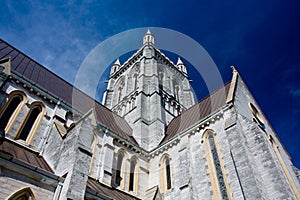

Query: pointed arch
113;149;127;188
157;66;164;90
172;78;180;101
202;129;230;199
15;101;45;144
114;76;125;104
160;153;172;192
129;62;140;92
6;186;36;200
128;156;139;193
0;90;27;135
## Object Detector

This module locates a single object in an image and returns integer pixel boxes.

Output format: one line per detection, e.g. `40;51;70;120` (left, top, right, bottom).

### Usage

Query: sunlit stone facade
0;31;299;200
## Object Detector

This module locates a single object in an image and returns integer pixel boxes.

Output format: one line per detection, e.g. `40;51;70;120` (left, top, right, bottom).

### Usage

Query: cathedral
0;30;300;200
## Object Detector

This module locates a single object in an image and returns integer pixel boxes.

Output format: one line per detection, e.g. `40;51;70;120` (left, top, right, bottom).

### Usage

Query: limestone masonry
0;30;299;199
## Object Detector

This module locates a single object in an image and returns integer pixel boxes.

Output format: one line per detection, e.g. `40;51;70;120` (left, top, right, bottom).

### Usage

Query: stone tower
102;30;195;151
1;33;300;200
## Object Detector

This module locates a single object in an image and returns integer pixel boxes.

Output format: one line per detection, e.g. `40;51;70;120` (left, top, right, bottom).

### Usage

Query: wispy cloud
290;89;300;97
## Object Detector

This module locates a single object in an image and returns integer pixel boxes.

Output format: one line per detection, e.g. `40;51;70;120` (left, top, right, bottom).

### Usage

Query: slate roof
0;39;134;144
0;38;232;147
0;138;53;173
162;82;231;143
86;177;141;200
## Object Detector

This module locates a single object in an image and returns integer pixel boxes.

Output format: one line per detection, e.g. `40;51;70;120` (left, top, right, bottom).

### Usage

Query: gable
162;82;231;143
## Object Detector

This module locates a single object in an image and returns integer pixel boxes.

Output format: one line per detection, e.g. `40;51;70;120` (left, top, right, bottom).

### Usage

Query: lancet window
160;154;172;192
203;130;229;199
16;102;44;143
0;92;25;133
129;157;139;193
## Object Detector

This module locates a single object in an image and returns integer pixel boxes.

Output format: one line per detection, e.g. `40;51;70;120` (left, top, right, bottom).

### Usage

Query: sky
0;1;300;168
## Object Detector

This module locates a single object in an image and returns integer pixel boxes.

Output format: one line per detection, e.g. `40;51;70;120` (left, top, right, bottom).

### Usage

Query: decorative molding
226;65;239;104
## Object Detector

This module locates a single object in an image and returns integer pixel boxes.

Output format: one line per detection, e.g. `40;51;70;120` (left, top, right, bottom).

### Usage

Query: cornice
8;73;81;117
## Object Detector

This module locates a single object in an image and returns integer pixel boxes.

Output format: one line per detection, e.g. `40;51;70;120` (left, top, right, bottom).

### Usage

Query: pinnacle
143;28;154;45
230;65;237;72
114;58;121;65
177;57;184;65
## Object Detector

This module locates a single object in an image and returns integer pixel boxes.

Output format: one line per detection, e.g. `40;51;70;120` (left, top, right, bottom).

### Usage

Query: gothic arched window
160;154;172;192
0;91;26;135
158;71;164;90
7;187;36;200
203;130;229;199
114;150;126;188
133;73;139;90
129;157;139;193
16;103;44;143
172;79;180;101
117;78;125;103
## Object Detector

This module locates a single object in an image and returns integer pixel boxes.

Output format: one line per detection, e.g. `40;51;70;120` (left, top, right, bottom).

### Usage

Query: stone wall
0;167;55;199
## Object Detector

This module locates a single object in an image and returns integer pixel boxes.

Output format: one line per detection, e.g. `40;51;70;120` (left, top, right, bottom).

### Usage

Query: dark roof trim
0;138;62;182
86;177;141;200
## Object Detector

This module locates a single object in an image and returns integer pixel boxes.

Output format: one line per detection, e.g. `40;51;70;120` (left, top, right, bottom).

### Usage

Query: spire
146;28;151;35
176;57;187;74
176;57;184;65
143;29;155;45
114;58;121;66
110;58;121;76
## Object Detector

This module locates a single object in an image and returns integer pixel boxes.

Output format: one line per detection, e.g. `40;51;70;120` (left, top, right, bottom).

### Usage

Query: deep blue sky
1;1;299;167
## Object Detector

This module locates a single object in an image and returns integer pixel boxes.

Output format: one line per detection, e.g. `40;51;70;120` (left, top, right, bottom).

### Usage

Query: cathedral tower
103;30;195;150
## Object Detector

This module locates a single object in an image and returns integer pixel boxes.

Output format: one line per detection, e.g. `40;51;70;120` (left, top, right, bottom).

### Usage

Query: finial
176;57;187;74
110;58;121;76
230;65;237;72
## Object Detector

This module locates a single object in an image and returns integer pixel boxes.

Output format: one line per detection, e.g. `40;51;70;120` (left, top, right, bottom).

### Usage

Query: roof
0;138;53;173
0;39;135;144
86;177;141;200
0;38;232;148
162;82;231;143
